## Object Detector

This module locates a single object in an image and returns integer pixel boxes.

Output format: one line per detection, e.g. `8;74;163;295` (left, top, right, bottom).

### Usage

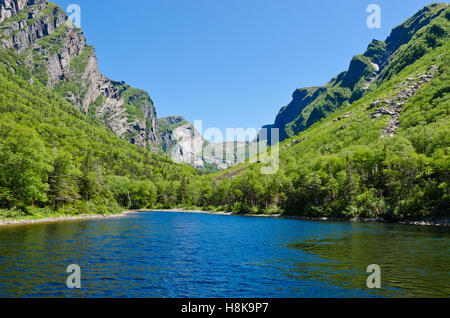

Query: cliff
0;1;159;151
158;116;248;170
263;3;449;144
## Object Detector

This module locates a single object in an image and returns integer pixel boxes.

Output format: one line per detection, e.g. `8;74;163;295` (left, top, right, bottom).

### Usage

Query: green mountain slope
204;3;450;220
0;2;448;222
0;47;197;217
0;0;160;151
264;3;449;144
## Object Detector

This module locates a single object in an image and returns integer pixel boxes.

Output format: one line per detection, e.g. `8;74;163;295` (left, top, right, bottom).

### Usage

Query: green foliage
0;48;196;218
113;82;153;122
201;7;450;221
0;117;52;209
70;45;93;74
0;208;26;218
158;117;188;135
197;163;220;175
0;2;448;223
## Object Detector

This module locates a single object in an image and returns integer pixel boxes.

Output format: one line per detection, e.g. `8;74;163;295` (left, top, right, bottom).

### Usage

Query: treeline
200;140;449;220
0;49;197;218
200;34;450;220
199;15;450;221
0;10;449;222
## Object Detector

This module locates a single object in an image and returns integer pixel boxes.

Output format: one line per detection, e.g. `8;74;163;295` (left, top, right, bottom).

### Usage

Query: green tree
0;119;52;209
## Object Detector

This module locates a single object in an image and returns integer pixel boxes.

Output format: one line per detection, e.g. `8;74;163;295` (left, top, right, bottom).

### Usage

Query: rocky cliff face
0;1;159;151
262;3;449;145
158;116;247;170
158;116;204;168
0;0;30;23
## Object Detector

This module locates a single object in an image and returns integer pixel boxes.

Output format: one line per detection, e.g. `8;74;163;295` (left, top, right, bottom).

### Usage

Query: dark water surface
0;212;448;298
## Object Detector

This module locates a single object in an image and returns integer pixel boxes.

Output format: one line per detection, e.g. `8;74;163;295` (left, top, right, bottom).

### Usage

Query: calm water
0;212;448;298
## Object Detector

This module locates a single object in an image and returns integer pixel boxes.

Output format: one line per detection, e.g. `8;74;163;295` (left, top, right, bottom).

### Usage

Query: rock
158;116;247;170
371;66;439;138
0;1;161;151
0;0;39;23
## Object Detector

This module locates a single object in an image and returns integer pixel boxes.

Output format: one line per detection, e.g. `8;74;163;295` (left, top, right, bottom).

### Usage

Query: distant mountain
262;3;450;144
158;116;249;171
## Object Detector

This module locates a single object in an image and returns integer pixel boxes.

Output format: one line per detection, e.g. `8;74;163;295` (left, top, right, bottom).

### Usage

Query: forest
0;4;449;222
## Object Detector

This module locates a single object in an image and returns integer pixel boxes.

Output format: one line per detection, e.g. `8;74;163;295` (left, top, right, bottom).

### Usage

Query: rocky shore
1;209;447;228
284;215;449;227
149;210;449;227
0;211;137;227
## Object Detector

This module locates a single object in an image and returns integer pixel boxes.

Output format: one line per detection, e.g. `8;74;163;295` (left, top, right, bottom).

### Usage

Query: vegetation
0;3;448;222
197;6;450;221
271;3;449;143
0;48;196;219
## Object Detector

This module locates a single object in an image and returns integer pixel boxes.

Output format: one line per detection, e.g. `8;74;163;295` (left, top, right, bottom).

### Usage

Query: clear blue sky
53;0;436;141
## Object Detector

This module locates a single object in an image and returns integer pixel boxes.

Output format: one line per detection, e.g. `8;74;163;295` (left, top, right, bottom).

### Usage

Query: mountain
158;116;249;171
263;3;450;144
0;1;198;216
206;3;449;220
0;2;448;222
0;0;159;151
0;0;251;170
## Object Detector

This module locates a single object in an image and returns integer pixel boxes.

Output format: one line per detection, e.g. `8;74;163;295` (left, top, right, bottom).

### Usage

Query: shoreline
0;208;448;228
0;210;138;227
147;209;449;227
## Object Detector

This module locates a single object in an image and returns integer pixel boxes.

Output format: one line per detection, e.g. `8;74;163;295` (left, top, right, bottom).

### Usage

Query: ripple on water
0;212;449;298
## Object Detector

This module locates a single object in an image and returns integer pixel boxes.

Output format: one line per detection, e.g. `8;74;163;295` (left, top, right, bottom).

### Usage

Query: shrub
0;208;26;219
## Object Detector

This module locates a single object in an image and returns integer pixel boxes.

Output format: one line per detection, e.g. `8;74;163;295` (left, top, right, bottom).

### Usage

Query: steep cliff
0;0;30;23
263;3;449;144
218;3;449;219
158;116;248;170
0;1;159;151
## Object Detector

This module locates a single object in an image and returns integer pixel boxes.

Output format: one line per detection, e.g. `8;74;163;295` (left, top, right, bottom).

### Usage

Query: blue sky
53;0;436;141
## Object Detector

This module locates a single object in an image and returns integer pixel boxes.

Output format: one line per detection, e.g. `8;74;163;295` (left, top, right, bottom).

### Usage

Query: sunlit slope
0;48;196;214
263;3;449;143
206;4;449;220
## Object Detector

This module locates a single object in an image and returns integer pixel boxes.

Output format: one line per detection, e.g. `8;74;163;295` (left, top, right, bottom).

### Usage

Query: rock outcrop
261;3;448;145
0;0;31;23
159;116;205;168
0;1;160;151
369;65;439;137
158;116;247;170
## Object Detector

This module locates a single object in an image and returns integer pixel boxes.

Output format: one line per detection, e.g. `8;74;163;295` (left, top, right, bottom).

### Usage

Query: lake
0;211;448;298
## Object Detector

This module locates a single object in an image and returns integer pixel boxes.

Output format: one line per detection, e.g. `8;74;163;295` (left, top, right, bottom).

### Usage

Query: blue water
0;212;448;298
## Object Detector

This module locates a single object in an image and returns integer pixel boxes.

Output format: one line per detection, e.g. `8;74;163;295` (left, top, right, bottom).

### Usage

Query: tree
0;119;52;209
47;150;81;208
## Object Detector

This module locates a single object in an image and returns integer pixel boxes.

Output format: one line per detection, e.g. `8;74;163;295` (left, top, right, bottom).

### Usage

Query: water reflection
0;213;448;298
286;224;450;297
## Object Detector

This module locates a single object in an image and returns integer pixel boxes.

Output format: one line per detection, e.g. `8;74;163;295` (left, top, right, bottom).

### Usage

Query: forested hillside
263;3;450;144
0;47;198;218
0;2;448;222
202;3;450;221
0;0;160;151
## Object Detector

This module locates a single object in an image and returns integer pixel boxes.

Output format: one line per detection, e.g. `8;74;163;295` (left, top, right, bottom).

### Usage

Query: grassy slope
0;48;197;220
204;4;449;220
270;3;449;143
